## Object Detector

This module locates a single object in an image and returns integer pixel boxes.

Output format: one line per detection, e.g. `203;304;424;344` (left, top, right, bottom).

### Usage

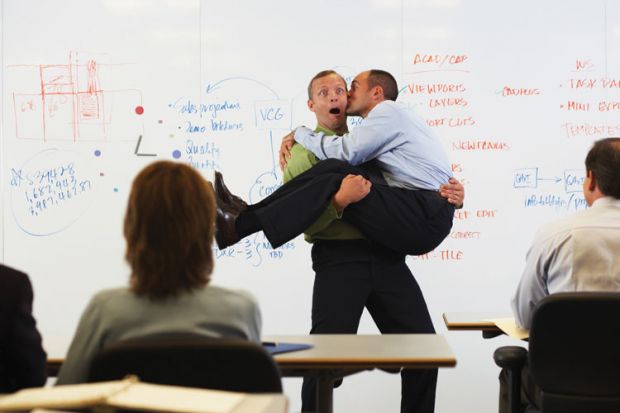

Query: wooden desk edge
46;357;457;377
47;359;62;377
277;359;457;371
442;313;502;331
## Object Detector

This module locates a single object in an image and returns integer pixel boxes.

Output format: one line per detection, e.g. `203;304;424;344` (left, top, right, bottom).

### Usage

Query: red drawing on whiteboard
10;51;143;142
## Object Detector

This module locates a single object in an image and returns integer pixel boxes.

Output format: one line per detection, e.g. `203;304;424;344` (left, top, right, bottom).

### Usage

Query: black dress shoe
215;199;242;249
214;171;248;212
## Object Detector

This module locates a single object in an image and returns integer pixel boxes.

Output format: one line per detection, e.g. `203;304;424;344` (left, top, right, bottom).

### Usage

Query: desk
264;334;456;413
442;312;509;338
46;334;456;413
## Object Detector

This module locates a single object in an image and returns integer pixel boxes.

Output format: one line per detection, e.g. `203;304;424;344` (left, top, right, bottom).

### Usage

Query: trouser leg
248;158;454;254
364;249;437;413
301;241;371;413
343;186;454;255
250;159;358;248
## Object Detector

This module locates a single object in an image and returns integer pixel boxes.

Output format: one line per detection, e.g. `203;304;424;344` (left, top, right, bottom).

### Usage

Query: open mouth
329;108;341;115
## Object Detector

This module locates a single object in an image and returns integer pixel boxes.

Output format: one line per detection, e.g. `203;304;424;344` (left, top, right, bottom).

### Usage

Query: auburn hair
124;161;216;299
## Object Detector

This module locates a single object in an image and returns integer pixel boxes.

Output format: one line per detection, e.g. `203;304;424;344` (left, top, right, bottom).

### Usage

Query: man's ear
307;99;315;112
372;86;383;100
588;170;597;192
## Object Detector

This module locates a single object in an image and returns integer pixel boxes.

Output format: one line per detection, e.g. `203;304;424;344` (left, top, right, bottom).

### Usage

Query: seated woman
56;161;261;385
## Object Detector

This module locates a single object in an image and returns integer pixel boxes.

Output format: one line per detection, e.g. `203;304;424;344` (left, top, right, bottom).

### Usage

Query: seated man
216;69;462;257
500;137;620;412
0;264;47;393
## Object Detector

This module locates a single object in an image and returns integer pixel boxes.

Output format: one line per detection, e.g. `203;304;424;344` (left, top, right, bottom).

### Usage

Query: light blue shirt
512;197;620;329
294;100;452;190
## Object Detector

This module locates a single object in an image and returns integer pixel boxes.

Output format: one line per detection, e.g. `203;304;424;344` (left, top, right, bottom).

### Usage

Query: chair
88;333;283;393
493;292;620;413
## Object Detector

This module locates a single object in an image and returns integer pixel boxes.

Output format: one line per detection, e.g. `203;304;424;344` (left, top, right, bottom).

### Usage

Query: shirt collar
591;196;620;208
314;124;338;135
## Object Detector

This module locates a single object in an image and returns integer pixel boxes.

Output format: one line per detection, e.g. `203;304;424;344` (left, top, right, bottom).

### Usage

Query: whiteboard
2;1;620;412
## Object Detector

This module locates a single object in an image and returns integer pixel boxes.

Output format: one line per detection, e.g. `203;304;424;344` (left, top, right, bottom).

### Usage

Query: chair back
88;333;282;393
528;292;620;413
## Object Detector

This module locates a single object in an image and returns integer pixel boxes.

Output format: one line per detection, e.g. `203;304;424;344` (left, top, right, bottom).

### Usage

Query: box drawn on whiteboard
10;51;143;143
254;100;291;130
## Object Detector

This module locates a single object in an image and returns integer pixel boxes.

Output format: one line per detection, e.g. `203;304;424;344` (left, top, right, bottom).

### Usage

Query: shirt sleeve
56;295;106;385
294;106;403;165
511;230;552;329
8;275;47;390
282;144;318;184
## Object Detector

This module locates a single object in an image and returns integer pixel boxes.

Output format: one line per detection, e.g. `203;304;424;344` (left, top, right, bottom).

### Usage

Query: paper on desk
0;379;133;409
0;377;245;413
111;382;244;413
484;318;529;340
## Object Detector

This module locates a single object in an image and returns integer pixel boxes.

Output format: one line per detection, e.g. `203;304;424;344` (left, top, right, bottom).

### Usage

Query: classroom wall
2;1;620;412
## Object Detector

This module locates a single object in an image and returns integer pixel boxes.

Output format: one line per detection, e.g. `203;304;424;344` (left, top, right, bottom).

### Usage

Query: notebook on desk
262;342;313;355
484;317;529;340
0;376;286;413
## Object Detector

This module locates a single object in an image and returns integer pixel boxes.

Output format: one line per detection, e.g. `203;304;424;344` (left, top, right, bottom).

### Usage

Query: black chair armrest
494;346;528;413
494;346;527;370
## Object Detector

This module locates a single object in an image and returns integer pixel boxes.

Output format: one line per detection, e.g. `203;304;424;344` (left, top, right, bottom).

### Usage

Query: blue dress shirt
294;100;452;190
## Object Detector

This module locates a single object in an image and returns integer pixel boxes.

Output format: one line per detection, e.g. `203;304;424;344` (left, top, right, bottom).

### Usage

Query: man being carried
216;69;461;258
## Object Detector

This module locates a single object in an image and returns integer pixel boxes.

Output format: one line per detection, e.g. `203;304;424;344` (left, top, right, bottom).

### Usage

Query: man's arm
511;232;552;329
282;144;369;236
294;109;401;165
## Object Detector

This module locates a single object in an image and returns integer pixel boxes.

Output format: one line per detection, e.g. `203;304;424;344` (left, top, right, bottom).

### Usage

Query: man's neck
316;122;348;135
361;99;386;119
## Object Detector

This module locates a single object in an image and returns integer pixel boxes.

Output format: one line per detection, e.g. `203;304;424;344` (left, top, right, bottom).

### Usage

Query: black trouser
301;239;438;413
249;159;455;256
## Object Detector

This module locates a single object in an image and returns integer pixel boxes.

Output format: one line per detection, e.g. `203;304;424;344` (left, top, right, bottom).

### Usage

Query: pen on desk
262;341;278;346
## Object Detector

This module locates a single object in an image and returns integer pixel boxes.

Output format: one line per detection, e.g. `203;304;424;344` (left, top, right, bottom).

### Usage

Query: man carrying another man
216;69;462;257
216;69;464;412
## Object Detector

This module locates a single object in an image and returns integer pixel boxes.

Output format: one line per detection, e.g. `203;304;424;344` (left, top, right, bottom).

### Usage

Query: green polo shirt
283;125;364;243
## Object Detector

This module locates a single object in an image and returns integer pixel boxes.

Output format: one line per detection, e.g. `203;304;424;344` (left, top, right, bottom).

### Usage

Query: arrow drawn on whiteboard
537;176;562;183
205;77;279;99
134;135;157;157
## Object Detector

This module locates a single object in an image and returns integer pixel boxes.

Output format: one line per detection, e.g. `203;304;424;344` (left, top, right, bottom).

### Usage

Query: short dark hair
367;69;398;101
585;137;620;198
307;70;346;99
124;161;216;299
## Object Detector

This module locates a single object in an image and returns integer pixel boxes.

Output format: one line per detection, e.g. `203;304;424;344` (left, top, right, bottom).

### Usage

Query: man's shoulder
0;264;28;281
372;100;420;124
533;205;619;246
371;100;398;114
535;211;585;242
0;264;31;297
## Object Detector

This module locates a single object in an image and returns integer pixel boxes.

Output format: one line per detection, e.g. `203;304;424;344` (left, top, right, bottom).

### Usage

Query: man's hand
332;175;372;212
440;177;465;208
279;131;296;170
